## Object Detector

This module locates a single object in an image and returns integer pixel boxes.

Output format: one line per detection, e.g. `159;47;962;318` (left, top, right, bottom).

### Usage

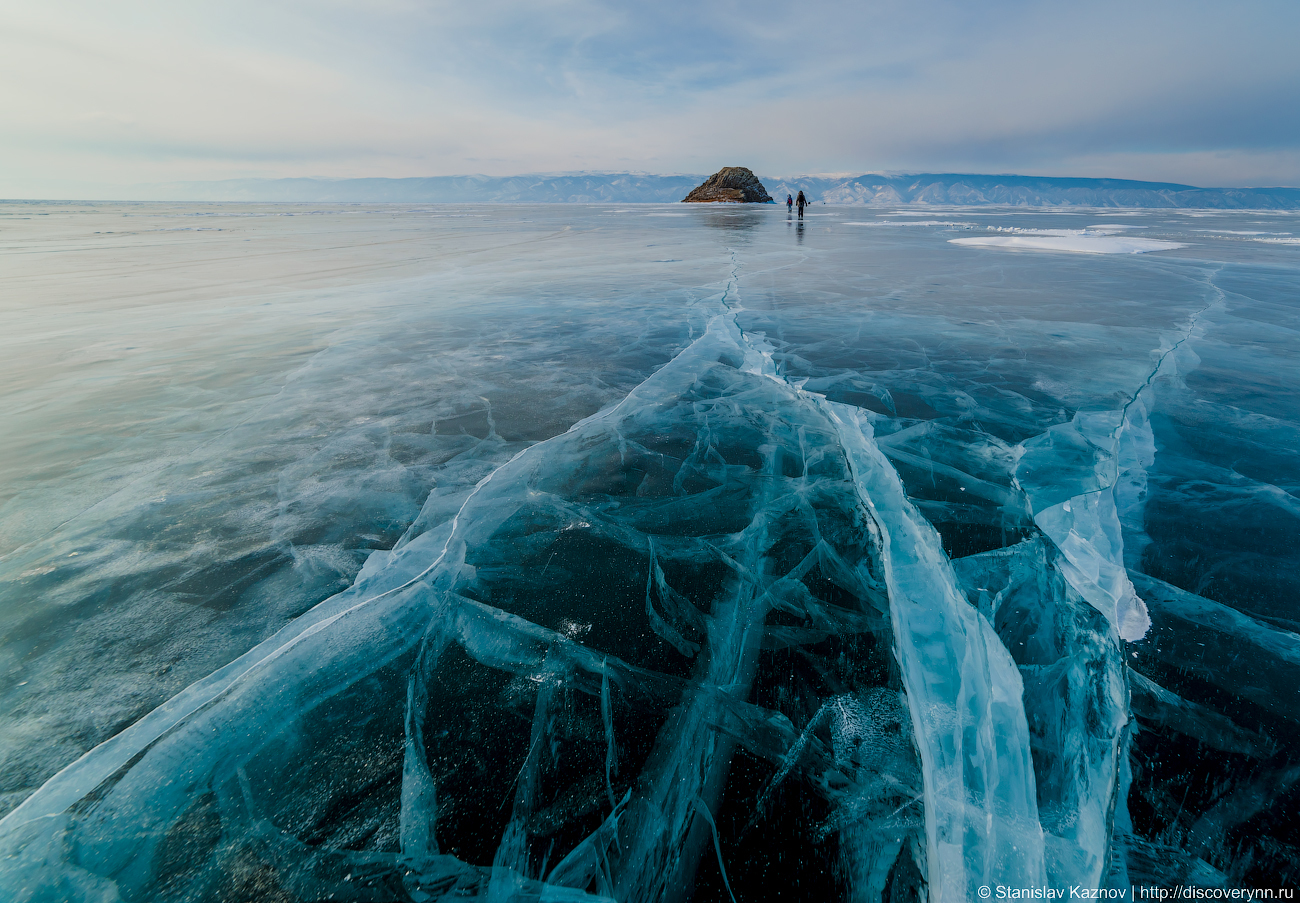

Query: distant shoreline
5;172;1299;208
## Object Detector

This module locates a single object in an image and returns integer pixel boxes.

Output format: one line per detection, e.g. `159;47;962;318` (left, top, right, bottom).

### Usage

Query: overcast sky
3;0;1299;195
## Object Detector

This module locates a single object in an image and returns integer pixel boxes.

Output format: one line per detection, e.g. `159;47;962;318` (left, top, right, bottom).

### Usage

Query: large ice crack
0;261;1140;901
1014;274;1226;644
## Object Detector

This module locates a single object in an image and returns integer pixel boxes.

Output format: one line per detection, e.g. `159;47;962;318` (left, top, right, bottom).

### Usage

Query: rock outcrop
682;167;774;203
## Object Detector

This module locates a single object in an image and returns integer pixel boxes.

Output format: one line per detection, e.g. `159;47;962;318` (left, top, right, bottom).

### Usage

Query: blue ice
2;203;1298;899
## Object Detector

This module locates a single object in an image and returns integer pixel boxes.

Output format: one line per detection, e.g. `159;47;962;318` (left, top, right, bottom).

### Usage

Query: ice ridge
1;288;1153;900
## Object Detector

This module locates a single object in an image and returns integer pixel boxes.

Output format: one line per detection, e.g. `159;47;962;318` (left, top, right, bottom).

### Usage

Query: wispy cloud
2;0;1297;194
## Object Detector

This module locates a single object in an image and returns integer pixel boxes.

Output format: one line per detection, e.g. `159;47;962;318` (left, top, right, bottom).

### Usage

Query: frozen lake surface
1;202;1298;899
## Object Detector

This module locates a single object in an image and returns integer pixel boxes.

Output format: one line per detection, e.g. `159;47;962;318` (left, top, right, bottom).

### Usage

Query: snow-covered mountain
129;172;1300;208
766;173;1300;209
132;173;702;204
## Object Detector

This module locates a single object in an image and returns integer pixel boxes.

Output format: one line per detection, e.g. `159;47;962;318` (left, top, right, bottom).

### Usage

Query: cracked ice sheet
0;302;1047;901
0;204;750;819
1;307;935;900
735;209;1300;883
3;204;1300;895
1016;408;1152;640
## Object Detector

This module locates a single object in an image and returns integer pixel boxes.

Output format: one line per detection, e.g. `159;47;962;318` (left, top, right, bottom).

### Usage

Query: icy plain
1;202;1298;900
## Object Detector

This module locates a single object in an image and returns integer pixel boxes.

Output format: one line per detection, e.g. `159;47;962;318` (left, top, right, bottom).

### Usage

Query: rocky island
682;166;774;203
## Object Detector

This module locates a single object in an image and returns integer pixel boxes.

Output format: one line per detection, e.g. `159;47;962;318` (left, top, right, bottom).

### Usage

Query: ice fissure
1;271;1155;900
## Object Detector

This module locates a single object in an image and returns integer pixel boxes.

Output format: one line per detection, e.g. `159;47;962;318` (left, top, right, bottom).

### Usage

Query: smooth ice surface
2;202;1299;899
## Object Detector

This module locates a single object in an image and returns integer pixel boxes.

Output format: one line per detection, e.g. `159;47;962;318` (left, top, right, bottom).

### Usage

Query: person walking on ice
796;190;809;218
786;193;794;212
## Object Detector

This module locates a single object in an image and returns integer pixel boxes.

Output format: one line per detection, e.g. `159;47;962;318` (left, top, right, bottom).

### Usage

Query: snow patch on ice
951;226;1186;254
844;220;978;228
1190;229;1285;235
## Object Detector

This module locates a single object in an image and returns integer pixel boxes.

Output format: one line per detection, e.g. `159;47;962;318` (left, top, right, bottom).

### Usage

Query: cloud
2;0;1298;192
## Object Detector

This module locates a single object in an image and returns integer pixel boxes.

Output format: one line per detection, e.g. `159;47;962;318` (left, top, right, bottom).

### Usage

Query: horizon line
104;171;1300;192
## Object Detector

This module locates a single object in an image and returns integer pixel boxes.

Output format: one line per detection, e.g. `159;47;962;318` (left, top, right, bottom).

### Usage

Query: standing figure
786;194;794;212
796;190;809;218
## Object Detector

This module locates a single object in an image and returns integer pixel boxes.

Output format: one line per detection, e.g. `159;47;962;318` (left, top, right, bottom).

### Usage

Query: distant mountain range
770;173;1300;209
129;172;1300;208
132;174;702;204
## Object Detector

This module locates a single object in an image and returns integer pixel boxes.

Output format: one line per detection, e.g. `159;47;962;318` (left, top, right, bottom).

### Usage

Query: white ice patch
1190;229;1286;235
951;226;1186;255
844;221;977;228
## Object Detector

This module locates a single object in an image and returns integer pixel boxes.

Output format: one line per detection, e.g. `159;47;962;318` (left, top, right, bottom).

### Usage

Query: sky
3;0;1299;196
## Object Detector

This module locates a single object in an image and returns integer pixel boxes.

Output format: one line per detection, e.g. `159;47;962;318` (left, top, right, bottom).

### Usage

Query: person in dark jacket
796;190;809;218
